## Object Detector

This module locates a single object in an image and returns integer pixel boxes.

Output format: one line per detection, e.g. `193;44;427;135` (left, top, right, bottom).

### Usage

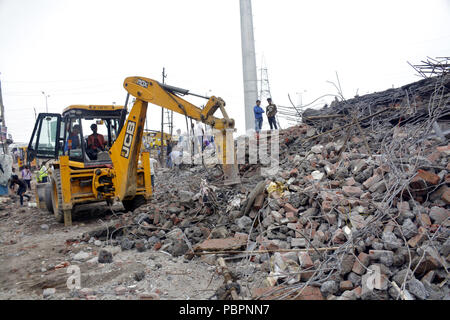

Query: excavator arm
110;76;240;201
123;76;234;130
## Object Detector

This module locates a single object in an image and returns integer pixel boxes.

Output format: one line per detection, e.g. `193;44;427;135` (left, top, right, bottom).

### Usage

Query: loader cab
28;105;125;166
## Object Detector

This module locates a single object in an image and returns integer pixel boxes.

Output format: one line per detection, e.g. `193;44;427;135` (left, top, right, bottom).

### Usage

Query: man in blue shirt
253;100;264;133
64;124;81;153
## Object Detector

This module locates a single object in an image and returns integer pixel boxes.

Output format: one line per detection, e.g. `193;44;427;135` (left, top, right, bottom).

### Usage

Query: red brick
436;144;450;154
407;227;427;248
417;214;431;227
443;188;450;204
340;280;354;291
322;201;333;213
331;228;346;244
284;203;298;214
327;181;339;189
344;177;356;186
342;186;363;198
290;168;299;177
352;252;370;275
413;169;440;185
427;151;441;163
298;252;314;269
153;242;162;251
352;286;362;298
445;174;450;184
363;174;382;189
285;211;298;222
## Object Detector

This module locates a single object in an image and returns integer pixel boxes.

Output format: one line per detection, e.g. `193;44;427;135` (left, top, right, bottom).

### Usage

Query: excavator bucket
214;129;241;186
223;163;240;186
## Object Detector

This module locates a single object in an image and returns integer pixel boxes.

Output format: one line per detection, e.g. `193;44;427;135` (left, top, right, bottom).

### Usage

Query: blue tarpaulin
0;184;8;195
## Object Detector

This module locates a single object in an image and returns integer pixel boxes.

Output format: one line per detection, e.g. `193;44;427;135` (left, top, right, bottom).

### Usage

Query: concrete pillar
240;0;258;132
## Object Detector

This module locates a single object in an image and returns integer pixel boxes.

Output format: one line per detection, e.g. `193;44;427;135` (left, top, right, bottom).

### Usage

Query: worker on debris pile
149;157;158;191
10;175;31;206
194;121;204;154
166;140;173;168
36;164;48;183
9;168;16;191
21;165;32;190
176;129;183;144
170;145;183;168
253;100;264;133
266;98;278;130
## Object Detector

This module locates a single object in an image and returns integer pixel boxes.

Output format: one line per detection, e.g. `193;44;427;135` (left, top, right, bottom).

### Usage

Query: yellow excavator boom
116;76;239;185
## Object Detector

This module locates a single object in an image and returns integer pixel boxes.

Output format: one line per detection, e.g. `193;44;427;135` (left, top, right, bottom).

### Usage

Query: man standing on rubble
149;157;158;191
10;175;31;206
266;98;278;130
253;100;264;133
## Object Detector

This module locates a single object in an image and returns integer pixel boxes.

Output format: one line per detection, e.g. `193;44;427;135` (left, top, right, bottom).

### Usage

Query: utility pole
160;67;167;167
240;0;258;132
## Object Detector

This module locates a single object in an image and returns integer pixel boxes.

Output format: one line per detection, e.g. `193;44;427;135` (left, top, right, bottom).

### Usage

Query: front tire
50;170;65;223
44;183;53;213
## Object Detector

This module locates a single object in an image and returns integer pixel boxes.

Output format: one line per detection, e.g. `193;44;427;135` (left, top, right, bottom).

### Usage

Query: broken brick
352;252;370;275
331;228;346;244
290;168;299;177
417;214;431;227
284;203;299;214
407;227;427;248
412;169;440;186
298;252;314;269
442;188;450;204
340;280;354;291
362;174;382;190
342;186;363;198
436;144;450;155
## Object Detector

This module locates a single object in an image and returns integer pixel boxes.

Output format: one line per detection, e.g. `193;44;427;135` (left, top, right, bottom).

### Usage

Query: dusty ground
0;195;229;300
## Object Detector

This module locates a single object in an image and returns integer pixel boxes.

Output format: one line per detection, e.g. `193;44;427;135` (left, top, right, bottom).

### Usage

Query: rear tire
50;170;65;223
122;195;146;212
44;183;53;213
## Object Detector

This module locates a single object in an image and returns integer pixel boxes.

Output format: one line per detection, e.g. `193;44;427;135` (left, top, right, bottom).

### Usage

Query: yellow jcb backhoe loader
28;76;239;226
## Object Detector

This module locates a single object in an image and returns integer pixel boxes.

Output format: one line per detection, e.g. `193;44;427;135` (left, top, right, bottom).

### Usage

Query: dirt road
0;199;228;300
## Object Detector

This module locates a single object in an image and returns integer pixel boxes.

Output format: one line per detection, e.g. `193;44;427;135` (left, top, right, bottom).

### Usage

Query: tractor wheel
122;195;146;212
50;170;65;223
44;183;54;213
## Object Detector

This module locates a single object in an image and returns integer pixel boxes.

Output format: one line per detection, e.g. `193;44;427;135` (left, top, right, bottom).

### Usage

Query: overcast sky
1;0;449;143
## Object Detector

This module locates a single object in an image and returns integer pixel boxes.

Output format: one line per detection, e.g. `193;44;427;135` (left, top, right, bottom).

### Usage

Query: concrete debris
98;249;113;264
48;75;448;300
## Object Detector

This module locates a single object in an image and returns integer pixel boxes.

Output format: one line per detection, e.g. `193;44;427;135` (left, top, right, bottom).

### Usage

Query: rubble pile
77;75;449;300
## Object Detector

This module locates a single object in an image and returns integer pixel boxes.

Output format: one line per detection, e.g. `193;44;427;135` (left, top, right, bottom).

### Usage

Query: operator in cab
64;124;81;152
86;123;106;160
